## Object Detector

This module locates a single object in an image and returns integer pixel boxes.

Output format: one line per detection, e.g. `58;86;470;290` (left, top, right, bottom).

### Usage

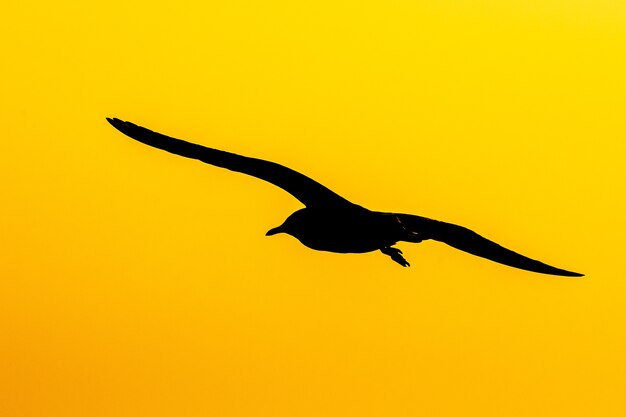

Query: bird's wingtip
106;117;135;132
557;269;584;278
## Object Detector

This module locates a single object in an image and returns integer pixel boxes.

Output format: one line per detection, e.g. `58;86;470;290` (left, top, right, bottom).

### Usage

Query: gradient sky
1;1;625;416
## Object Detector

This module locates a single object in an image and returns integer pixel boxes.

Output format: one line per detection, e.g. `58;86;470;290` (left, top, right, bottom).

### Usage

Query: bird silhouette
107;118;583;277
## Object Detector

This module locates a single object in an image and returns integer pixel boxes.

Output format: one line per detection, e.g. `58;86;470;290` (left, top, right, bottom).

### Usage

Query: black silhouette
107;118;583;277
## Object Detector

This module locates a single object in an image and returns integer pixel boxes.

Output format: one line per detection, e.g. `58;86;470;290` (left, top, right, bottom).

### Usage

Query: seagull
107;118;583;277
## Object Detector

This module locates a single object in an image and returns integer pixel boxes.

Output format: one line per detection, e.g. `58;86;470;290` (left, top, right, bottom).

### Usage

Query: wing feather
396;214;583;277
107;118;354;208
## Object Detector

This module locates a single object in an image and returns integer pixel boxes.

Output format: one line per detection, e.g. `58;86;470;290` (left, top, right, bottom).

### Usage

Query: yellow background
1;1;625;416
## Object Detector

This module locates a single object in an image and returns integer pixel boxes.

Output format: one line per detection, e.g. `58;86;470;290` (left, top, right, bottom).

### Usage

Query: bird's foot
380;246;410;267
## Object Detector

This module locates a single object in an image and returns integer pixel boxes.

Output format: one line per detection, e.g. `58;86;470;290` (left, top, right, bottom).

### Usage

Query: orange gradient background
1;1;625;416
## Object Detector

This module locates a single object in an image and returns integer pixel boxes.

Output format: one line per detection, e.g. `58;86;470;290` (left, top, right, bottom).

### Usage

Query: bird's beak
265;226;284;236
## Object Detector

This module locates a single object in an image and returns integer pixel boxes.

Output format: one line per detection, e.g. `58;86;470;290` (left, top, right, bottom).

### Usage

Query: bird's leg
380;246;410;267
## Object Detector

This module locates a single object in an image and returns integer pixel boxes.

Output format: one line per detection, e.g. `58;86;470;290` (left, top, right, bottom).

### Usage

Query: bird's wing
395;214;583;277
107;118;354;208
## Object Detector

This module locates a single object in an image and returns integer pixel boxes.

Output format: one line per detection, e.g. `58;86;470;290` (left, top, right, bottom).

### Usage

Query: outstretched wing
107;118;354;208
396;214;583;277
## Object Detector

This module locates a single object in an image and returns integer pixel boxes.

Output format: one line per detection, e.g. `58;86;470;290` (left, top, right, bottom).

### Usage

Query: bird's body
269;208;405;254
107;118;583;277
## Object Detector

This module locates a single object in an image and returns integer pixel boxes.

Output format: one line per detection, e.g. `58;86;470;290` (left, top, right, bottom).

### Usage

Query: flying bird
107;118;583;277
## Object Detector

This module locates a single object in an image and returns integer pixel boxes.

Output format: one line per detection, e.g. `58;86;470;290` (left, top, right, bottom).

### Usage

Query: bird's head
265;209;308;237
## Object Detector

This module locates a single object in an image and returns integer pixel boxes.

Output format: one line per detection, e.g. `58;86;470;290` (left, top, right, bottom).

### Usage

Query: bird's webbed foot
380;246;410;267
